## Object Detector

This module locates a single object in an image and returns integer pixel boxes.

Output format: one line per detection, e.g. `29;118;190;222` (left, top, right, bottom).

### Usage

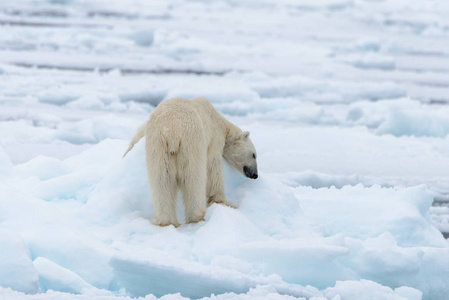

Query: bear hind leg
147;152;179;227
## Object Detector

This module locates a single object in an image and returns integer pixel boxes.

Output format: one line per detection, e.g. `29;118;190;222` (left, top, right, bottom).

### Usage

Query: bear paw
185;209;206;224
208;195;238;209
153;215;179;227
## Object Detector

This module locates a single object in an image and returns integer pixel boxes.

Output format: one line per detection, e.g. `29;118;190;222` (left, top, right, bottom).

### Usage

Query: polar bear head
224;131;258;179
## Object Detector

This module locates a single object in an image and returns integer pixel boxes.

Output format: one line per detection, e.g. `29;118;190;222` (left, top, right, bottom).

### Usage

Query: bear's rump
146;108;208;178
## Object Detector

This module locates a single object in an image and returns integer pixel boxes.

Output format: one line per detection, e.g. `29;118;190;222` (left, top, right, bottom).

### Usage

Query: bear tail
123;121;147;157
165;135;181;154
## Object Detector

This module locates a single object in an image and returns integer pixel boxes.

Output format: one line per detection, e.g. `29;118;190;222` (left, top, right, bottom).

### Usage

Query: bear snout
244;166;258;179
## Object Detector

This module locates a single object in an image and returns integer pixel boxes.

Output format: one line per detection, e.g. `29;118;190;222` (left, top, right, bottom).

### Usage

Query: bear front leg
180;181;207;224
179;148;208;224
208;194;237;209
207;155;237;209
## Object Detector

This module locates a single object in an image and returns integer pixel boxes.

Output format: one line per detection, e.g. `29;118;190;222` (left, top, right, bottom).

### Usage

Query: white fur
124;97;258;226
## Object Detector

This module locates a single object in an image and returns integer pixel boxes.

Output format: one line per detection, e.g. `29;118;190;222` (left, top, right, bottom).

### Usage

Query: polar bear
123;97;258;226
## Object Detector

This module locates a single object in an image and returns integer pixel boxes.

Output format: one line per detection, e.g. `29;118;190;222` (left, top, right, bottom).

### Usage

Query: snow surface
1;0;449;299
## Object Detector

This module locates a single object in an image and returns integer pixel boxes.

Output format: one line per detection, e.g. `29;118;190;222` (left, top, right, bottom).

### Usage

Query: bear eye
252;153;256;159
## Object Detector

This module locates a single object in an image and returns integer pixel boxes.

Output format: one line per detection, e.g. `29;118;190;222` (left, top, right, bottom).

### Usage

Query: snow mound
33;257;95;294
1;139;448;299
110;253;256;299
378;106;449;137
248;75;405;103
2;0;449;299
0;145;13;177
0;229;39;294
342;53;396;70
324;279;422;300
166;86;258;105
295;185;444;247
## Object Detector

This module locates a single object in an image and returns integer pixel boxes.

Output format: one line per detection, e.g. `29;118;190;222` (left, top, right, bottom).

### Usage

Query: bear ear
226;129;239;142
240;131;250;139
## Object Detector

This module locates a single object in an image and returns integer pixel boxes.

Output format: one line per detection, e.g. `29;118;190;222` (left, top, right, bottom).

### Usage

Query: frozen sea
0;0;449;299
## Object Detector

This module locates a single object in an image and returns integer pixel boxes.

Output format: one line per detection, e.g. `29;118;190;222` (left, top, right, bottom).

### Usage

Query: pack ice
1;0;449;299
1;137;447;300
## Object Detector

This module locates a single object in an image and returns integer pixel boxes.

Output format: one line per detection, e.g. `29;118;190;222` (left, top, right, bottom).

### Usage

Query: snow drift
0;139;448;299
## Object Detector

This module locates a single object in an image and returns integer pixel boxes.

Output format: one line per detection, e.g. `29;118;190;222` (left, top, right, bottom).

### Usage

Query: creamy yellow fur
124;97;258;226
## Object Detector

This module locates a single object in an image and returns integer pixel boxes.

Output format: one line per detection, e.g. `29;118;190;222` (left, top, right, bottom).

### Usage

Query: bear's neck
210;102;241;142
223;119;241;143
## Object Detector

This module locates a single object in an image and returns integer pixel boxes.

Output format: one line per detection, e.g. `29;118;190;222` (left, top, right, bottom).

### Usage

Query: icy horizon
1;0;449;299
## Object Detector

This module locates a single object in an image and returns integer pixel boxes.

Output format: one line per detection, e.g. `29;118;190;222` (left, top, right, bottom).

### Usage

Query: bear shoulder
191;97;222;121
191;96;213;108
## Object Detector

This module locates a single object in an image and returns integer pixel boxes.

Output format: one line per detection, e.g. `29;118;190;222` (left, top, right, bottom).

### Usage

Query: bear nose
244;166;258;179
